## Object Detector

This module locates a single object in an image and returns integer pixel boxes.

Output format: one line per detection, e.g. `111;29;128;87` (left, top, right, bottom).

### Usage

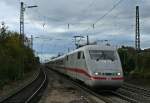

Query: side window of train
82;52;85;59
66;55;68;61
77;52;81;59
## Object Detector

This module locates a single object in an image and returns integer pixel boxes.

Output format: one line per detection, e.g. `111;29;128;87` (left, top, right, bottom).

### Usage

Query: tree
0;22;8;40
0;23;39;88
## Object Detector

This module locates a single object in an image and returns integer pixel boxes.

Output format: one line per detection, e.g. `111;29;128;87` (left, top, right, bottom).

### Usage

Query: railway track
45;66;150;103
47;67;137;103
0;68;48;103
122;83;150;97
115;82;150;103
72;82;135;103
88;81;150;103
74;83;139;103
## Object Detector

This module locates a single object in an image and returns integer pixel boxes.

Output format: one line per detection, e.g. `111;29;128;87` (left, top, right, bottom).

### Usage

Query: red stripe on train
66;67;108;80
111;77;124;80
57;66;124;80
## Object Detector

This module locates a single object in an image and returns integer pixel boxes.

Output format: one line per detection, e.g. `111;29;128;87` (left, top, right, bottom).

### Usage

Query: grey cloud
1;0;150;57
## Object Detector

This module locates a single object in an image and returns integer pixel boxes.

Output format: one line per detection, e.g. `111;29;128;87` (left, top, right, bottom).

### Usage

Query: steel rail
0;68;47;103
122;83;150;97
25;69;47;103
47;68;134;103
110;90;138;103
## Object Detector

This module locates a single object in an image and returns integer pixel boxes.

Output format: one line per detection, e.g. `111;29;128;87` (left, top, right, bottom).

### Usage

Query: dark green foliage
118;46;136;74
0;22;39;88
118;46;150;78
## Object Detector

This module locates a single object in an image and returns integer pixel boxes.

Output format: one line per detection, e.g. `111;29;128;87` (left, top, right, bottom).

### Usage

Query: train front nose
86;72;124;88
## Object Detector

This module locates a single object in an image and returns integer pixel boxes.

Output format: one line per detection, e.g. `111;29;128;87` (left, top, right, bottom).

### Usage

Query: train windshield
89;50;116;61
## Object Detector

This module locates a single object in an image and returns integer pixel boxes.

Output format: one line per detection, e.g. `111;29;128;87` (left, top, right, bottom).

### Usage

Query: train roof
50;44;117;62
79;44;116;50
69;44;116;53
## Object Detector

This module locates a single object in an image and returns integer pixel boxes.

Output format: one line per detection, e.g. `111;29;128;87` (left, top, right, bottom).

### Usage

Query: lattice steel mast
20;2;25;41
135;6;140;51
20;2;37;43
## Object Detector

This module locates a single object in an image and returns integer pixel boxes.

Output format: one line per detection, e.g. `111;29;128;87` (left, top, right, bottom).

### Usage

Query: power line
67;0;98;29
81;0;96;13
82;0;124;33
94;0;124;25
76;0;96;20
26;0;98;28
26;0;122;32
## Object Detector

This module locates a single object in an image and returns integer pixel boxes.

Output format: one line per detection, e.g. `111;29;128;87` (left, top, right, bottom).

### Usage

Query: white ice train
48;44;124;89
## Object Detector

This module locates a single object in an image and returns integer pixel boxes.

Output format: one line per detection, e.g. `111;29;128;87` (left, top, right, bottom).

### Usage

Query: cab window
66;56;68;61
82;52;85;59
89;50;116;61
77;52;81;59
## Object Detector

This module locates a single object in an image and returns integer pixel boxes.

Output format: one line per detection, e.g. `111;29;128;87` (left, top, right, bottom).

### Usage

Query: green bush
118;46;150;78
0;22;39;88
130;71;142;79
144;74;150;79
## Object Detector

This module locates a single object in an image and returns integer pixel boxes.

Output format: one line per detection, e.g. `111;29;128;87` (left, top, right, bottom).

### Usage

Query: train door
64;56;68;74
75;52;80;80
72;53;78;79
67;54;76;79
76;51;86;81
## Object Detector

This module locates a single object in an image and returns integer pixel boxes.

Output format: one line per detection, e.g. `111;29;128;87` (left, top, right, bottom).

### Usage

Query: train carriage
49;44;124;89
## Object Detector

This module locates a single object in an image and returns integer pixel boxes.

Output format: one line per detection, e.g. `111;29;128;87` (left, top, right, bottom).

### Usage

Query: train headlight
117;72;121;76
94;72;99;75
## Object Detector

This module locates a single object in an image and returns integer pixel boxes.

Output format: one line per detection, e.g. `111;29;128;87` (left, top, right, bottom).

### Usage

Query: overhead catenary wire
25;0;98;29
24;1;149;44
94;0;124;25
80;0;96;15
72;0;96;23
25;0;124;33
82;0;124;34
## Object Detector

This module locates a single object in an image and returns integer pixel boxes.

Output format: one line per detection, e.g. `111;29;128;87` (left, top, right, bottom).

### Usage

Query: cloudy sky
0;0;150;62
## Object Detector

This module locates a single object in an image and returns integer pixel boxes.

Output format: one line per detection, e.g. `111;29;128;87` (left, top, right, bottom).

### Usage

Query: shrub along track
0;68;48;103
